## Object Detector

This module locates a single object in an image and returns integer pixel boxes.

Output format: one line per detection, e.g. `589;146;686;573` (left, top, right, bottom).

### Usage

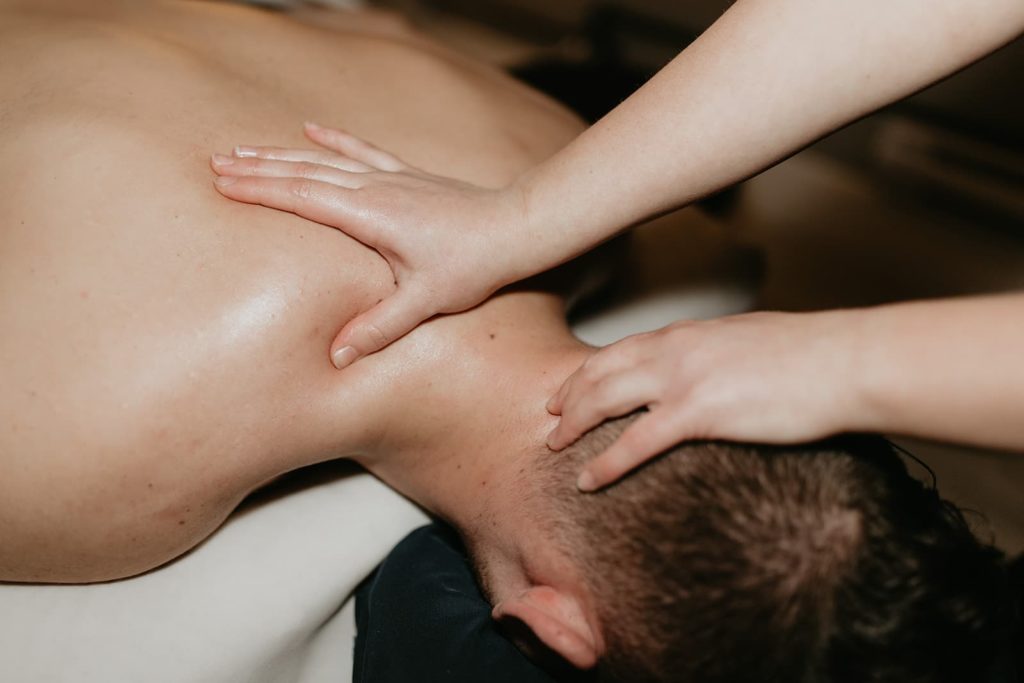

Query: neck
354;293;592;535
350;293;604;654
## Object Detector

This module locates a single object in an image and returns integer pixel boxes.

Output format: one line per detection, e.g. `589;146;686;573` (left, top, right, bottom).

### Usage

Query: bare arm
855;293;1024;449
214;0;1024;365
520;0;1024;256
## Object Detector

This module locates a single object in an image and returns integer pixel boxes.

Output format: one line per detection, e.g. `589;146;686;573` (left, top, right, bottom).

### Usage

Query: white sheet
0;465;427;683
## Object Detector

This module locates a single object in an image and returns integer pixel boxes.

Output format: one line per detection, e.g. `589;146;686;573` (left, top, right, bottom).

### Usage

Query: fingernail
214;176;238;187
304;121;322;131
576;471;596;492
331;346;358;370
234;146;258;158
211;153;234;167
546;428;560;450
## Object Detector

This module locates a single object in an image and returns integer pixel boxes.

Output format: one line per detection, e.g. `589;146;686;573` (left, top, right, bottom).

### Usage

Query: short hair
529;415;1015;683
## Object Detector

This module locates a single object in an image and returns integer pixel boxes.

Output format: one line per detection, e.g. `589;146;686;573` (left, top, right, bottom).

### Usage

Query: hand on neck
357;316;591;528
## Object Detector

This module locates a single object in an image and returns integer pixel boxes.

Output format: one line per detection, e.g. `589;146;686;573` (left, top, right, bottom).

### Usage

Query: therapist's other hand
547;311;864;491
211;123;532;369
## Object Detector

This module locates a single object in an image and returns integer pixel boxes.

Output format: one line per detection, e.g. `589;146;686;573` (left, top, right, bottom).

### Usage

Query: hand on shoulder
211;123;542;368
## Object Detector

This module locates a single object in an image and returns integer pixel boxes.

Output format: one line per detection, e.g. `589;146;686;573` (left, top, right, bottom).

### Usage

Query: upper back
0;0;582;580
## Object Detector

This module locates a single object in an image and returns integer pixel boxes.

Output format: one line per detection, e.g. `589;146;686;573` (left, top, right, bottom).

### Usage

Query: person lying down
0;2;1016;682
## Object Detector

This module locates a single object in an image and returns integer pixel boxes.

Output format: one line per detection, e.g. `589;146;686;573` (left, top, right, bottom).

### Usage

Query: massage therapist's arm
548;294;1024;489
213;0;1024;368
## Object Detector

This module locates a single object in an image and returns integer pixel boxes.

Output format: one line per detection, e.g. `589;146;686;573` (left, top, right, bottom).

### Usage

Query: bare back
0;0;583;581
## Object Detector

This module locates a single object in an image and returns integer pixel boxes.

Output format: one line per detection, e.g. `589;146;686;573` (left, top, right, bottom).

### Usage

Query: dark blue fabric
353;523;572;683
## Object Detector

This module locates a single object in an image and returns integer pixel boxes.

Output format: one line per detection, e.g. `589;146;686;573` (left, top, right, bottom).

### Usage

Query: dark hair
532;417;1016;683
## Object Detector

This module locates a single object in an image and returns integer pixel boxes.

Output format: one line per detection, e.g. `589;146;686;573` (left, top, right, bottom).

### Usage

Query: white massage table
0;208;757;683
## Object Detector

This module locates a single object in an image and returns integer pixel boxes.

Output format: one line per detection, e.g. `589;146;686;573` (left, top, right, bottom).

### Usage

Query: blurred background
240;0;1024;553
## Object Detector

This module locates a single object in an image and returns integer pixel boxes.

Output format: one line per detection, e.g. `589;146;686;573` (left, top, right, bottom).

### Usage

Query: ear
492;586;599;670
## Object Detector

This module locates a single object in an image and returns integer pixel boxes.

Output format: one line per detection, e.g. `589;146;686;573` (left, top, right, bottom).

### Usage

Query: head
472;415;1017;682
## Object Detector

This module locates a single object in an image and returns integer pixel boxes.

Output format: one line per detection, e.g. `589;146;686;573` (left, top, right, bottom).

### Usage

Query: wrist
489;175;545;285
509;160;622;273
501;168;575;278
839;305;891;435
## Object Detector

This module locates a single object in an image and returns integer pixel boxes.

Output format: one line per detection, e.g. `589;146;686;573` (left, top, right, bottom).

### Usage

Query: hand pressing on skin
211;123;548;369
546;310;867;491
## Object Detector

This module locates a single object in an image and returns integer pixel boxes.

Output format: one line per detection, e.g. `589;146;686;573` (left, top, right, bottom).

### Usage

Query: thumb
329;286;434;369
576;410;695;491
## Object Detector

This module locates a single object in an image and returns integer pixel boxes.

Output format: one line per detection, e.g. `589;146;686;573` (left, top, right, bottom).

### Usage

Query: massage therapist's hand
547;311;866;491
211;123;545;369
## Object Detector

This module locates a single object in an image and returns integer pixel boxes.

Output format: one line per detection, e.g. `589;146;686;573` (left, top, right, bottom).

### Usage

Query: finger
548;337;647;417
547;372;655;451
231;146;374;173
577;410;692;491
329;285;435;369
213;175;380;246
304;122;406;172
211;155;364;189
546;372;574;416
546;355;604;418
546;351;623;444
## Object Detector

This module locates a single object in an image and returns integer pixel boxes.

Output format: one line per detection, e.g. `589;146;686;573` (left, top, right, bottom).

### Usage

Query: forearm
848;292;1024;450
517;0;1024;267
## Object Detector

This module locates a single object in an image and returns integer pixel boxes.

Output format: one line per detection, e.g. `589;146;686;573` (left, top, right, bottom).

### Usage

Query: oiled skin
0;0;584;582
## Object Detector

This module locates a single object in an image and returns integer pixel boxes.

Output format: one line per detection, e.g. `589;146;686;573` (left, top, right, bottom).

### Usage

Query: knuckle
646;416;677;443
613;337;639;361
556;410;582;438
291;178;314;200
662;326;686;345
591;376;619;407
595;394;628;421
580;357;605;384
363;321;391;348
621;331;647;349
399;280;432;309
380;154;404;171
619;343;647;368
556;400;581;430
296;161;320;179
553;394;574;421
235;158;262;176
